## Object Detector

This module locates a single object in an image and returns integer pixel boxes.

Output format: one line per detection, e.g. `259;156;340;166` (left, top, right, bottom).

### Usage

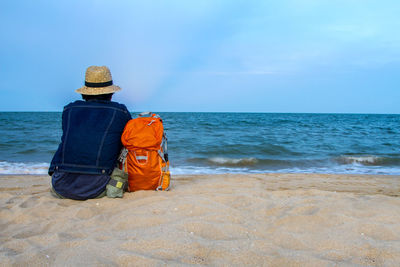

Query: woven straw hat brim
75;85;121;95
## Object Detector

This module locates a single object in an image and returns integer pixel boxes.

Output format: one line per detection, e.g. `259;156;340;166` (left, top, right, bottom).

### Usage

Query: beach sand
1;173;400;266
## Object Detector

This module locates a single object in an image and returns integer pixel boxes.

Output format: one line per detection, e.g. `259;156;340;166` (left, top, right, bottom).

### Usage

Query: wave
195;144;301;157
336;155;400;166
183;154;400;175
188;157;289;168
0;161;48;175
1;159;400;176
16;149;40;155
208;157;258;166
170;165;400;175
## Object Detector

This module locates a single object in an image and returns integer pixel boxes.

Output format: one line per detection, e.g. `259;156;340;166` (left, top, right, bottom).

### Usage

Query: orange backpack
120;112;170;191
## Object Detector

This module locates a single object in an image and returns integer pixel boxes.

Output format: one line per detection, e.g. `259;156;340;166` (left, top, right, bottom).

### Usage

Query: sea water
0;112;399;175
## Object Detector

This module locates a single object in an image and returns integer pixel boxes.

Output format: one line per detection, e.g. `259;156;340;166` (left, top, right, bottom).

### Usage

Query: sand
1;173;400;266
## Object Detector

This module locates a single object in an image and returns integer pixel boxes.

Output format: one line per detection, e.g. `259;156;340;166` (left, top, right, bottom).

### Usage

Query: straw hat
75;66;121;95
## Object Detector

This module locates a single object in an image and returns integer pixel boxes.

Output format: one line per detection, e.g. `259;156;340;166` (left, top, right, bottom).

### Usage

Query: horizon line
1;111;399;115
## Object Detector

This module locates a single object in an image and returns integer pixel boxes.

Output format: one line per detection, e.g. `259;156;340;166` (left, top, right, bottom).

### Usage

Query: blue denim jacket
49;100;131;176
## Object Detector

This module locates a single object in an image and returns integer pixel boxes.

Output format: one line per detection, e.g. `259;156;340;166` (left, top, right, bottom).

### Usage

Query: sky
0;0;399;113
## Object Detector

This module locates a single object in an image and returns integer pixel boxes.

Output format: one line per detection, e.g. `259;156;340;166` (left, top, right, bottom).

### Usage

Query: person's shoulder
63;100;130;116
108;100;128;110
107;101;127;111
109;101;125;108
109;101;132;118
63;100;85;110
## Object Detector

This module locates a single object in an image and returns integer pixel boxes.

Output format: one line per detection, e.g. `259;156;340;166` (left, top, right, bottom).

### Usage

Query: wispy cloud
195;70;280;76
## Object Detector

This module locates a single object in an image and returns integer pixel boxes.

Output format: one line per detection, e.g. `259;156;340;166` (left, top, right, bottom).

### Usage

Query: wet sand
1;173;400;266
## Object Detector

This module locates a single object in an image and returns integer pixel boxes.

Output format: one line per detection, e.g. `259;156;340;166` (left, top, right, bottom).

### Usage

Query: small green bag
106;168;128;198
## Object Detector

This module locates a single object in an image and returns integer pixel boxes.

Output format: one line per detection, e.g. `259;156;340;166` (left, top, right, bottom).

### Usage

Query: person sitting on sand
48;66;132;200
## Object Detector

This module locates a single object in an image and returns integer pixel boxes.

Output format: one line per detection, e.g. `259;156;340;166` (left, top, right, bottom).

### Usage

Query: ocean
0;112;399;175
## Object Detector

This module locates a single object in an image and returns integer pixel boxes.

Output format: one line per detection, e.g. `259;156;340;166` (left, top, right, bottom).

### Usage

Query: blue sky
1;0;399;113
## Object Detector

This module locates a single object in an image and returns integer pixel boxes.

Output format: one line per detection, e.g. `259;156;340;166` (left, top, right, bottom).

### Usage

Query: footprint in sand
75;208;96;220
58;232;84;242
12;223;51;239
5;196;19;206
18;196;39;208
292;205;320;215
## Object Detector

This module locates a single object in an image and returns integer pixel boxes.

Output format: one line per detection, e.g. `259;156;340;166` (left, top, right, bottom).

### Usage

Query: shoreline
1;173;400;265
2;171;400;177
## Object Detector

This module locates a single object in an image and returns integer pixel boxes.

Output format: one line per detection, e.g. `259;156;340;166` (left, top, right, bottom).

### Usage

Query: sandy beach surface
1;173;400;266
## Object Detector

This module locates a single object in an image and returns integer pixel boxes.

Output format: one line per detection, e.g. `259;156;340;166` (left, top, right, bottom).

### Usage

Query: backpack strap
158;132;168;162
117;147;129;172
163;132;168;154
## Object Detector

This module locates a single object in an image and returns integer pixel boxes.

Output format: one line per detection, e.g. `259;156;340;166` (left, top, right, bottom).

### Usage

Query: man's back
49;66;131;200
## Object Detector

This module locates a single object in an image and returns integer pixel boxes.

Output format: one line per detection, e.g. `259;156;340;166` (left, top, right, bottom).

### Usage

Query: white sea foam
1;161;400;176
275;165;400;175
0;161;48;175
338;155;383;165
170;164;400;175
207;157;258;166
170;166;252;175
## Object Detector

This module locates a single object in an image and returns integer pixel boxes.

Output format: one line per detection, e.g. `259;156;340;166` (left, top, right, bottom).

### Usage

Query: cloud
194;71;280;76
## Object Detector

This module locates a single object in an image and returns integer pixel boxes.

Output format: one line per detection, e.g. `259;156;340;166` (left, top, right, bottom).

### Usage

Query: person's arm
124;105;132;121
